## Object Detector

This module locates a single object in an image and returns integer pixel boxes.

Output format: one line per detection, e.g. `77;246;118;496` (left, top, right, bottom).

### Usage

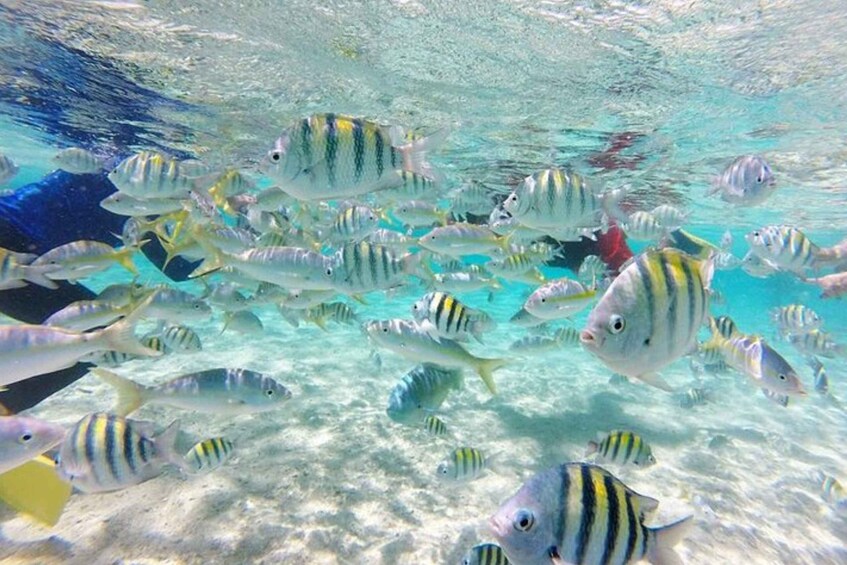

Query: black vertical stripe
600;475;619;565
352;119;365;182
639;524;648;560
635;256;655;342
324;113;337;186
352;243;363;287
680;258;698;346
367;243;378;286
554;465;570;562
576;465;596;564
210;439;222;463
390;145;397;169
139;437;150;463
375;129;385;178
659;254;677;359
84;416;100;484
380;246;391;283
547;170;557;217
124;419;137;475
445;300;458;334
623;433;635;464
104;416;121;482
624;494;638;562
611;433;622;461
578;175;587;217
193;449;203;470
301;118;312;167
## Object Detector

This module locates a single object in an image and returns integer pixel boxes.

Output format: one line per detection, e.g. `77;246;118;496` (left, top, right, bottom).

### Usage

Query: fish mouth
488;514;509;539
580;329;600;348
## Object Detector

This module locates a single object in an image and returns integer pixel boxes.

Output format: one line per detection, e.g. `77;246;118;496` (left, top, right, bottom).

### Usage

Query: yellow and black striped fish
462;542;510;565
161;324;202;352
745;225;821;274
55;412;183;493
331;241;418;293
262;113;445;200
436;447;486;481
423;415;448;437
581;248;714;391
490;463;692;565
502;168;603;230
708;315;740;339
331;205;380;240
184;437;235;474
586;430;656;467
142;334;171;354
412;291;488;343
771;304;822;333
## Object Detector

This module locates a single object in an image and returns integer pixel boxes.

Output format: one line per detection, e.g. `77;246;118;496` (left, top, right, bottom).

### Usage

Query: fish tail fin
189;249;226;279
400;126;451;180
585;440;599;457
636;372;675;392
21;265;59;289
90;368;148;416
95;294;162;358
601;185;629;224
154;420;188;473
0;455;72;527
648;515;694;565
220;311;234;334
476;358;507;395
114;248;139;275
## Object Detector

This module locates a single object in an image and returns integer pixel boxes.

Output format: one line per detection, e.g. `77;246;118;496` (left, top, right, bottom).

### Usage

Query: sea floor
1;270;846;565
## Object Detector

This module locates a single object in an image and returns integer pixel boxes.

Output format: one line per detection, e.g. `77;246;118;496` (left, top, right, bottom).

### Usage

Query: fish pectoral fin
636;372;675;393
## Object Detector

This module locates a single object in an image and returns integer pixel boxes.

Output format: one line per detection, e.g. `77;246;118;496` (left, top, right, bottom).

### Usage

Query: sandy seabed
1;276;846;565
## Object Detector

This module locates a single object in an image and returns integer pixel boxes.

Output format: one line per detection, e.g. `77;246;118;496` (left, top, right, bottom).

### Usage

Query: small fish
710;333;806;398
32;240;137;281
745;225;821;274
391;200;449;227
585;430;656;467
786;329;844;359
771;304;822;334
160;324;202;352
108;151;199;199
708;315;740;339
93;367;292;416
331;205;381;241
423;415;448;436
379;170;438;200
412;291;494;343
709;155;776;206
331;241;419;293
143;287;213;322
208;169;253;212
0;296;159;387
202;282;251;312
808;357;829;395
577;255;608;287
261;113;447;200
280;288;338;310
195;246;335;290
0;247;60;290
222;310;264;334
55;412;184;493
650;204;688;231
490;463;692;565
0;153;18;185
364;319;505;394
508;307;548;329
436;447;487;481
581;248;714;391
43;299;132;331
622;210;665;241
418;223;509;257
448;180;501;219
431;268;501;293
462;543;511;565
304;301;358;329
523;278;595;320
0;416;67;474
741;250;779;278
386;363;464;425
678;387;709;408
53;147;105;174
183;437;235;475
820;472;847;508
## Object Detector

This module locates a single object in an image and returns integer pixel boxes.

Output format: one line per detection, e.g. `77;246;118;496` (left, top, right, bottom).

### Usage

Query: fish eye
756;175;763;183
608;314;625;334
19;432;32;443
513;509;535;532
270;151;281;162
752;231;760;237
325;267;333;276
382;327;389;333
266;389;274;397
778;373;787;381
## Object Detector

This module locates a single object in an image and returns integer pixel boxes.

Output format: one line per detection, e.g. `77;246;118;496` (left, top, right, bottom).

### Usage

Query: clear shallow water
0;2;846;564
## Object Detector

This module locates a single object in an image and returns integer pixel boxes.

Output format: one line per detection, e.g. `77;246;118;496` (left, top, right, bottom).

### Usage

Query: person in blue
0;166;199;415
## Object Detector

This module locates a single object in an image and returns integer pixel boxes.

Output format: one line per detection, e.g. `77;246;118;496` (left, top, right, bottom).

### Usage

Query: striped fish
678;388;709;408
304;301;359;330
55;412;184;493
709;155;775;206
184;437;235;474
330;241;419;293
377;170;438;201
711;333;806;398
53;147;104;174
161;324;202;352
650;204;688;231
523;278;596;321
786;329;844;359
32;240;138;281
436;447;486;481
462;543;510;565
261;113;446;200
107;151;199;199
808;356;829;395
423;415;448;437
412;291;493;344
586;431;656;467
490;463;692;565
745;225;821;274
502;168;613;232
386;364;463;425
708;315;740;339
622;211;666;242
581;248;714;391
771;304;822;333
331;205;381;241
43;299;130;331
200;246;336;291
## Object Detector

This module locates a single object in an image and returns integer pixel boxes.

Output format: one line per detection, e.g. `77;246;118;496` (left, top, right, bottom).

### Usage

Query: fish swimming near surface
489;462;692;565
708;155;776;206
581;248;714;392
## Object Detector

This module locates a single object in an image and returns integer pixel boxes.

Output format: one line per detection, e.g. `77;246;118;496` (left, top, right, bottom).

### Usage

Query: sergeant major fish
585;430;656;467
386;363;463;425
708;155;775;206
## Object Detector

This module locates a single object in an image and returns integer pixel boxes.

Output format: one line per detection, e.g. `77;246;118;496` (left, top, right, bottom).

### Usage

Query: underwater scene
0;1;846;564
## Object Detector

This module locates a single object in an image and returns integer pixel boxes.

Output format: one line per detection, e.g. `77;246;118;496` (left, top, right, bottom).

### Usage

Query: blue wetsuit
0;170;198;414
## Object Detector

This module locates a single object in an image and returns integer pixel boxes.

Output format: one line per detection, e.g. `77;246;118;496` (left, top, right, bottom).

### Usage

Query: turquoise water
1;2;846;564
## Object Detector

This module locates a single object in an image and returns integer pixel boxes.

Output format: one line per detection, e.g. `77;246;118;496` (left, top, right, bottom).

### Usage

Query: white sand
1;268;846;565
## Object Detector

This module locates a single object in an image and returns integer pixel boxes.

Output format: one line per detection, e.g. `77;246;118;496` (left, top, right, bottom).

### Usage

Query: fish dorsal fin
630;489;660;517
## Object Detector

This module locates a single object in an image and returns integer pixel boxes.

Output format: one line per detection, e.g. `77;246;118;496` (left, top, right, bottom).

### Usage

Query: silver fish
0;416;67;474
53;147;105;174
386;364;463;425
709;155;775;206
